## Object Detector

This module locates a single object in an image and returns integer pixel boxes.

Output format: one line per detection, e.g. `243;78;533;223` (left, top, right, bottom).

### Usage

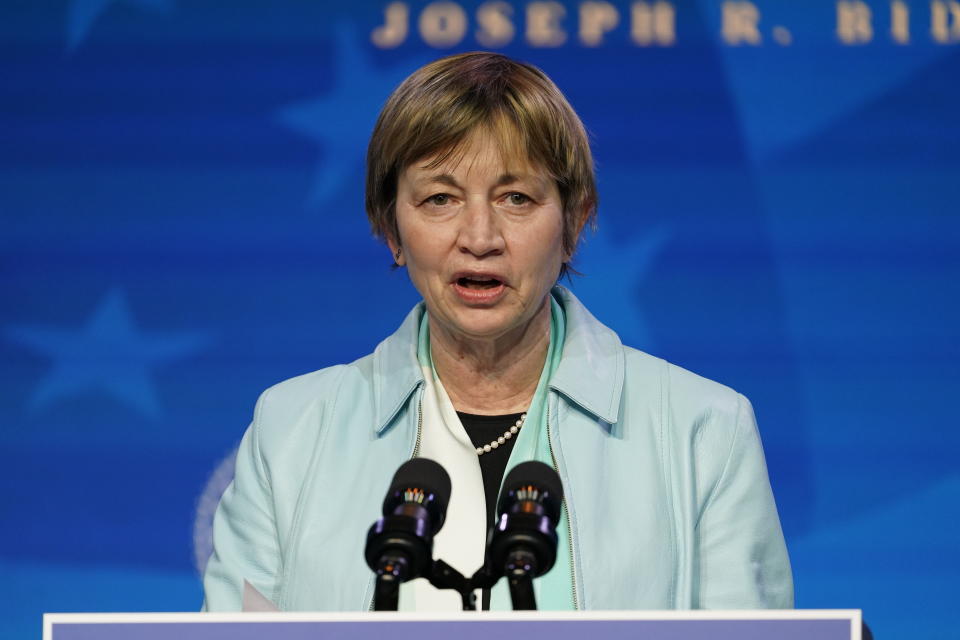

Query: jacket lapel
372;303;426;436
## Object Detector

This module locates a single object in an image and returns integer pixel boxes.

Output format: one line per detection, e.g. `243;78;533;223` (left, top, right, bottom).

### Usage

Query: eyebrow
414;173;529;189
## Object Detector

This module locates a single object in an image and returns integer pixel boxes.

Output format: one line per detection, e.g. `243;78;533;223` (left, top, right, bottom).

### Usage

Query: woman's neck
429;300;551;415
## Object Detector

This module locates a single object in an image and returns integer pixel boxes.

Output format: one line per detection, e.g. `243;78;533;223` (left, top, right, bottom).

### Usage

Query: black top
456;411;523;527
457;410;523;611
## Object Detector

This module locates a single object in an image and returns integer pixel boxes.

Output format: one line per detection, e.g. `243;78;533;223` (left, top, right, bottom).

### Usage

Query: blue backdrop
2;1;958;638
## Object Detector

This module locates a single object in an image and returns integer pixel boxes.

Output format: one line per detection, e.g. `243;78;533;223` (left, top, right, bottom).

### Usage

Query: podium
44;610;864;640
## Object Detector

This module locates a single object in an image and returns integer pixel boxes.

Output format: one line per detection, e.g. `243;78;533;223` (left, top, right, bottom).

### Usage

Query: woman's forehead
408;127;546;182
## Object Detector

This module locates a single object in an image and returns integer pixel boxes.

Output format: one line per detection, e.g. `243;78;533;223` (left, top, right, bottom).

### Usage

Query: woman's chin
445;314;517;341
431;302;547;344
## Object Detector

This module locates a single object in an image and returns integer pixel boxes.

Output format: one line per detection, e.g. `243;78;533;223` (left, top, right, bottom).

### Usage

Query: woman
202;52;792;612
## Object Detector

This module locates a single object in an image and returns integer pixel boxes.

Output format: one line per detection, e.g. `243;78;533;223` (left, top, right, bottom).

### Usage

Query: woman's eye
426;193;450;206
506;192;530;205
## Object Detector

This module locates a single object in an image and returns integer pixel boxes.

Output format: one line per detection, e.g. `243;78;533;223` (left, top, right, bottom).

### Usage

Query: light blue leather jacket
202;287;793;611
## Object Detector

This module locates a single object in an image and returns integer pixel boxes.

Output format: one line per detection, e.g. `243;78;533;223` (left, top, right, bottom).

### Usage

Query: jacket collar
372;286;624;435
549;286;624;425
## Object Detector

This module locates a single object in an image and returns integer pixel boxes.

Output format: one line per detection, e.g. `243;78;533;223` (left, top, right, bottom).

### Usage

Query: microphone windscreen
500;461;564;523
388;457;452;512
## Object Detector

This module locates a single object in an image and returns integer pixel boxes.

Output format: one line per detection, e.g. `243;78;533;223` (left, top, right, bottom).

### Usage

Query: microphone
364;457;452;610
486;461;564;610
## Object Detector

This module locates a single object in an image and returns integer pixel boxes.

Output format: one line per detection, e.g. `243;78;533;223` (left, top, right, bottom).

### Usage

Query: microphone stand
428;559;477;611
468;555;539;611
503;549;538;610
374;558;481;611
373;553;410;611
378;556;541;611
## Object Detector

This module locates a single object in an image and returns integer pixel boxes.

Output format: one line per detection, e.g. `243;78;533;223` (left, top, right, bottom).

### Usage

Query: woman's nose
457;200;505;257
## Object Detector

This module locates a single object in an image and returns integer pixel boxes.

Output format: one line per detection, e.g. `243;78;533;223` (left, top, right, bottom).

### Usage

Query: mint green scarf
417;292;575;610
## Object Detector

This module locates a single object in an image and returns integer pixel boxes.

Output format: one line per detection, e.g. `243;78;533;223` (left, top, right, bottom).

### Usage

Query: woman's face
391;129;566;344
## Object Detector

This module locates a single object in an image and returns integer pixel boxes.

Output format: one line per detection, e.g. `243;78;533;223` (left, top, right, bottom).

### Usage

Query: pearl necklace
475;413;527;456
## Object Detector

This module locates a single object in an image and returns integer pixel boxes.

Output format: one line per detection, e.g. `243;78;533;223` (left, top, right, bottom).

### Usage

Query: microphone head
498;461;564;524
383;457;452;531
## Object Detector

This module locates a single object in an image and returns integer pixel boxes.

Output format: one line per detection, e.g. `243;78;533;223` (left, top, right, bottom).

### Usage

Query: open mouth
456;276;503;289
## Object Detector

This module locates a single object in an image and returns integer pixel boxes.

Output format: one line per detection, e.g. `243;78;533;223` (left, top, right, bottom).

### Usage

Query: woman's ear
565;203;593;261
387;235;405;266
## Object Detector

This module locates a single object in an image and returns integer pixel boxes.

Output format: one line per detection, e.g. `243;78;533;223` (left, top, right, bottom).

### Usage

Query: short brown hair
365;52;597;273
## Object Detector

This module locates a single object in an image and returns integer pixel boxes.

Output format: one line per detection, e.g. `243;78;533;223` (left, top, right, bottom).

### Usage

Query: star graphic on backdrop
67;0;174;53
275;25;429;207
570;224;672;351
5;289;209;419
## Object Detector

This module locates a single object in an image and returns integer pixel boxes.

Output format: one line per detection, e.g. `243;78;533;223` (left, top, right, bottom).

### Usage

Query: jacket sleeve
202;390;282;611
694;393;794;609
